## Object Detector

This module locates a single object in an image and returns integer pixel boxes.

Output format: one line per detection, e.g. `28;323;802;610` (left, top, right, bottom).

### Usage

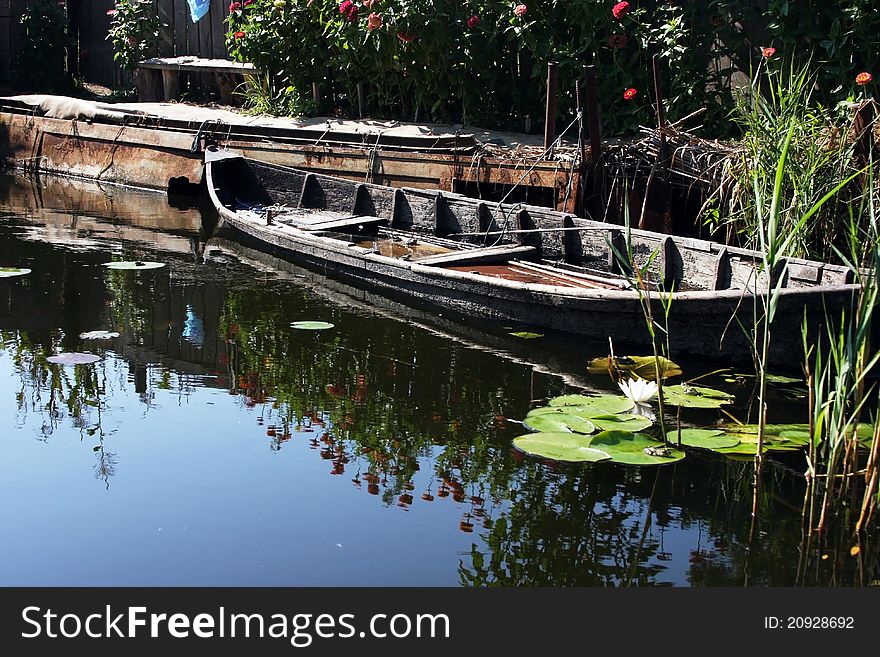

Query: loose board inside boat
204;148;860;363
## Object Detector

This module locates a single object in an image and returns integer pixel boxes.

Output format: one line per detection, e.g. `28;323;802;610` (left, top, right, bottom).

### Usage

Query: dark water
0;172;874;586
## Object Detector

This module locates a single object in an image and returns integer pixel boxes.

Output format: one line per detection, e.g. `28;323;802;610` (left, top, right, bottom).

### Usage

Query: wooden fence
0;1;231;89
79;0;231;88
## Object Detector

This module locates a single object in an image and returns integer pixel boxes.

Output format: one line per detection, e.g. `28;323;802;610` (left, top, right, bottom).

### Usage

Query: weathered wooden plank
139;57;259;73
416;245;537;267
210;0;226;59
157;0;174;56
173;0;186;56
301;215;387;232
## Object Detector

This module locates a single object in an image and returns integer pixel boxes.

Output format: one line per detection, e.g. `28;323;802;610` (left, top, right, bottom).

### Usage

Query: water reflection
0;171;875;586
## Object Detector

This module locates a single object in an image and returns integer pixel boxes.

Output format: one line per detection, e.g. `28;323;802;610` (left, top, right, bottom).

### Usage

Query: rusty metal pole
583;65;601;163
543;62;559;152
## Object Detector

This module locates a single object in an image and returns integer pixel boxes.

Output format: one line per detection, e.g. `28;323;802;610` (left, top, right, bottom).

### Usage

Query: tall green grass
710;61;865;261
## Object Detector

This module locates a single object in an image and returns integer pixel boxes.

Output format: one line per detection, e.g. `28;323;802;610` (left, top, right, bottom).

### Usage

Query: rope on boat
190;119;226;153
485;110;583;246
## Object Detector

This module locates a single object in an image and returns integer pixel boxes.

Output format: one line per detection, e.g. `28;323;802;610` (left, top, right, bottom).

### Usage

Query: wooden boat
205;148;860;363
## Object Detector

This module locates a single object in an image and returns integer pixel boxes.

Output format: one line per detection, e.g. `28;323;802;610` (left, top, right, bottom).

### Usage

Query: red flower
339;0;352;13
612;1;630;20
229;1;241;11
856;71;873;86
243;0;253;5
467;14;480;29
608;34;629;49
397;31;415;43
623;87;637;100
106;8;117;16
762;46;776;58
514;4;527;17
234;30;245;39
345;5;359;21
367;11;382;31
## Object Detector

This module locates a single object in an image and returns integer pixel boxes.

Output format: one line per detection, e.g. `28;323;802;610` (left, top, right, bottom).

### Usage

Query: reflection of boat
206;149;858;363
207;237;602;391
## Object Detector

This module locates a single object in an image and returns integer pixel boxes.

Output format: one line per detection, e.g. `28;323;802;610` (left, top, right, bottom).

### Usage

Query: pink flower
363;0;377;6
467;15;480;29
856;71;873;86
106;8;117;16
612;1;630;20
762;46;776;58
514;4;527;17
243;0;253;5
367;12;382;31
623;87;637;100
397;31;415;43
229;1;241;11
345;5;359;21
339;0;352;13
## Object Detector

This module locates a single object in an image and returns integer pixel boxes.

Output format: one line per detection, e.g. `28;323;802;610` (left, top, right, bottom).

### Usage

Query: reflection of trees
1;330;117;486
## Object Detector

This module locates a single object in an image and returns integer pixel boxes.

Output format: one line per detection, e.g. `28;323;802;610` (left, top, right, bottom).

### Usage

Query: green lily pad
548;394;635;415
523;413;596;435
513;432;611;463
586;355;682;380
712;442;804;456
589;430;686;466
665;428;739;449
508;331;543;339
590;413;653;432
663;384;735;408
102;261;166;270
290;321;335;330
0;267;31;277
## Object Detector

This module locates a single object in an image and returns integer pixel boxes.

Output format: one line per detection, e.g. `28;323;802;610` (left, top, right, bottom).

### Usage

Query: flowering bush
107;0;168;71
221;0;879;135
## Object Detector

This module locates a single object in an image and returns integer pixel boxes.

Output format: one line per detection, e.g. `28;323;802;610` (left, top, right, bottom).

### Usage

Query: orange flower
856;71;873;86
623;87;637;100
234;30;245;39
762;46;776;58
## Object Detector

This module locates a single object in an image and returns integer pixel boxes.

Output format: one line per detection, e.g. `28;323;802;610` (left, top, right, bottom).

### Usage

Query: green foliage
224;0;752;132
106;0;168;71
14;0;70;91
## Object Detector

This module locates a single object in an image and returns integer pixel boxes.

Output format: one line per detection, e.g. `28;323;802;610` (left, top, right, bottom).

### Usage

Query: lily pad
548;394;635;415
586;355;682;380
712;442;804;456
589;430;686;466
665;428;739;449
513;432;611;463
47;352;101;366
290;321;335;330
523;412;596;434
102;261;166;270
508;331;543;339
79;330;120;340
663;384;735;408
0;267;31;278
590;413;654;432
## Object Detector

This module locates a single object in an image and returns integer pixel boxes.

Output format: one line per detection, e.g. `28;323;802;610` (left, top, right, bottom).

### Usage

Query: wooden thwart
300;215;386;232
416;244;537;267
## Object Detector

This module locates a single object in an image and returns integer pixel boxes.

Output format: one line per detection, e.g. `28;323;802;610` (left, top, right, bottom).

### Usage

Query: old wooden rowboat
205;148;859;363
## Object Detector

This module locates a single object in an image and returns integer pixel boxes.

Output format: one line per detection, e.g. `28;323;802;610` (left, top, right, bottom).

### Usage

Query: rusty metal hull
0;107;577;209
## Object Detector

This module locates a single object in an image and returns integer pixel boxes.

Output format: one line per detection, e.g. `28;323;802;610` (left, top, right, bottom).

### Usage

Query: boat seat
415;244;537;267
298;215;388;232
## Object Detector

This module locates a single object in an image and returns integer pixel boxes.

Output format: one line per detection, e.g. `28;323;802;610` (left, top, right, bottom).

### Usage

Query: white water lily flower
631;402;657;422
618;377;658;404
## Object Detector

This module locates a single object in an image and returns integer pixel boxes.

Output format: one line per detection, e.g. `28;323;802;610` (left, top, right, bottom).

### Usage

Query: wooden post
583;65;602;163
543;62;559;152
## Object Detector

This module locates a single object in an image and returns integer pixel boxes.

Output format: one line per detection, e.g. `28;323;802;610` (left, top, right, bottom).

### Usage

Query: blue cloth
187;0;211;22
